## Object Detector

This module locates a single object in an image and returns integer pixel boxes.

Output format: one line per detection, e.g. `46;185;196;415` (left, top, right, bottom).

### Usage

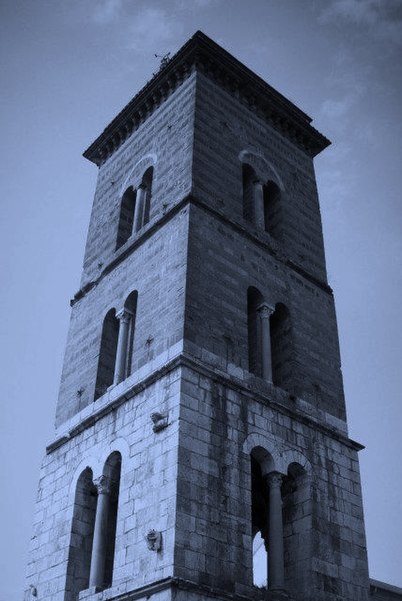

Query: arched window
250;451;310;594
247;287;264;377
263;181;281;238
115;167;153;249
68;454;123;594
65;468;97;600
247;293;293;388
270;303;293;389
86;454;122;591
242;163;282;235
116;187;136;250
94;309;119;400
250;448;287;592
94;292;138;399
243;164;256;223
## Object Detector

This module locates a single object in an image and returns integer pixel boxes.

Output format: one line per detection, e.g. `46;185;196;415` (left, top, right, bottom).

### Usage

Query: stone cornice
71;194;333;307
83;31;330;166
76;576;261;601
47;351;363;456
370;579;402;596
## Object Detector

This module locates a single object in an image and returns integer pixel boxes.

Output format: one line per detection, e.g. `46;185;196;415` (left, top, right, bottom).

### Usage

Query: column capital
115;308;133;323
257;303;275;320
265;471;283;489
93;475;112;495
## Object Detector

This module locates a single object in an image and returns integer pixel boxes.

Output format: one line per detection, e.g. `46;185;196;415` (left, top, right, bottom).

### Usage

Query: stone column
253;179;265;229
89;475;111;589
133;184;146;232
258;303;275;382
265;471;284;590
113;309;132;385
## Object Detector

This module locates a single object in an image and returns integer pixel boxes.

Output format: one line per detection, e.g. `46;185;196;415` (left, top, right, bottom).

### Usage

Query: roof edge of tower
83;30;330;166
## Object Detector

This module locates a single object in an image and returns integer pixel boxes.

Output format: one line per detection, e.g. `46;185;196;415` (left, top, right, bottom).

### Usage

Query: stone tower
24;32;371;601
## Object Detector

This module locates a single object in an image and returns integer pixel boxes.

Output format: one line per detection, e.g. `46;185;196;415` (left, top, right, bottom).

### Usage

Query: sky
0;1;401;599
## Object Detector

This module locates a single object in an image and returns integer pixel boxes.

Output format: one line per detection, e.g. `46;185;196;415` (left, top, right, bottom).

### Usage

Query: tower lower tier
24;355;370;601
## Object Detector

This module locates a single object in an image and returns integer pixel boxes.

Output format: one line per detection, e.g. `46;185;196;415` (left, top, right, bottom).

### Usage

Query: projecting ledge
47;342;184;454
370;578;402;599
74;577;272;601
77;577;173;601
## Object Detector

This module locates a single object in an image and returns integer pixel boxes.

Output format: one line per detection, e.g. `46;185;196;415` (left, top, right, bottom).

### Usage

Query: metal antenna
154;52;171;71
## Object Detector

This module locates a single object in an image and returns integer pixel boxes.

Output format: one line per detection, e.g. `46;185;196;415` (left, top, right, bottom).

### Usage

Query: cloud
321;95;357;120
92;0;123;24
176;0;220;8
127;7;182;54
318;142;358;212
320;0;402;46
319;64;367;127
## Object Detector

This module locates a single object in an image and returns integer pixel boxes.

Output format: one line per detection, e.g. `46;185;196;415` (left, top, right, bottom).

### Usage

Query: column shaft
133;185;146;232
253;180;265;229
113;309;132;385
89;476;111;589
258;304;274;382
266;472;284;590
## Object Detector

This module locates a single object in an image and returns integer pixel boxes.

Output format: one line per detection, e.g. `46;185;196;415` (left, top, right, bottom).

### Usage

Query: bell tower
25;32;370;601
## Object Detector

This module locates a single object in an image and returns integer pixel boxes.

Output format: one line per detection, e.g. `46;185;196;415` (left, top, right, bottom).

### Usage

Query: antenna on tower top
154;52;171;72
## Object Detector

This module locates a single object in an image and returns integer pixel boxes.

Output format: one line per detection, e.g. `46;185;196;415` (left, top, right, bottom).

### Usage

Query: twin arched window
94;291;138;400
66;452;122;599
247;287;292;389
251;450;310;592
116;167;153;250
242;164;281;238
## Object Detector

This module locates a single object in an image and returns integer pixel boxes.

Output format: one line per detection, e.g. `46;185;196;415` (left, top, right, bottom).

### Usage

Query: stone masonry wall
56;72;197;426
25;369;181;601
192;71;328;285
184;204;345;420
27;359;368;601
174;363;369;601
26;50;373;601
81;73;196;287
187;71;345;420
56;208;189;426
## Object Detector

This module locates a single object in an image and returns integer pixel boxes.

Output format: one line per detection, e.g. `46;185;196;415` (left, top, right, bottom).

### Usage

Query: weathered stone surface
24;31;391;601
